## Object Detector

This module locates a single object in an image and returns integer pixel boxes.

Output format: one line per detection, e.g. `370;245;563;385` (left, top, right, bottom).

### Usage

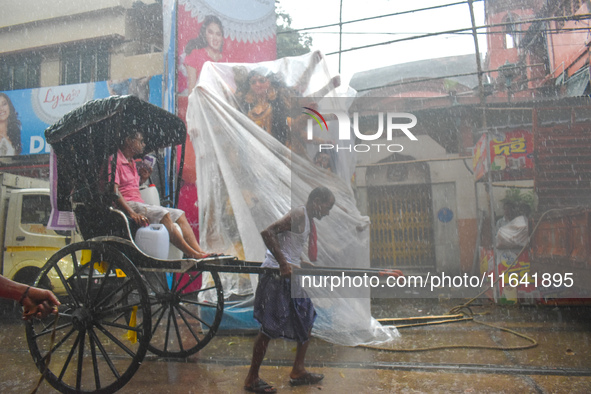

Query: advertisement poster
489;129;533;173
480;247;539;304
495;249;536;304
0;76;162;157
171;0;276;237
473;129;533;181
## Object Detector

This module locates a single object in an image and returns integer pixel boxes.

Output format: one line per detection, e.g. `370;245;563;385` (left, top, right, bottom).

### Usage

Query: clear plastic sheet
496;215;529;249
186;52;399;346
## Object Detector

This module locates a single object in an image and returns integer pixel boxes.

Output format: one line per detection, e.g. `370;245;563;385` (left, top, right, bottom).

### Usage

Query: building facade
0;0;163;177
1;1;162;90
350;0;591;276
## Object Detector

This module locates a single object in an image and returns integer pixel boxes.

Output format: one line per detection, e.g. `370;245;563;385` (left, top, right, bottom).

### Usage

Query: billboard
167;0;276;237
0;76;163;157
472;129;534;181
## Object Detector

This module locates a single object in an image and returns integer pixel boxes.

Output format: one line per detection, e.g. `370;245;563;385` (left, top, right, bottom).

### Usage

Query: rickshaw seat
74;203;139;242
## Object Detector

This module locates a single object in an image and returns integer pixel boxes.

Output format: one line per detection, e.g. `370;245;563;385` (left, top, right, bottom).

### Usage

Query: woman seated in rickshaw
114;129;211;259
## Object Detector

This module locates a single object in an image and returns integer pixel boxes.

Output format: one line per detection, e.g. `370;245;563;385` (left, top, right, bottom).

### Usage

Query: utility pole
339;0;343;73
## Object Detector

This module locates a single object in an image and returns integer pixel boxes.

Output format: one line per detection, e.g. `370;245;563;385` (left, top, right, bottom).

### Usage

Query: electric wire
325;14;591;56
278;0;479;35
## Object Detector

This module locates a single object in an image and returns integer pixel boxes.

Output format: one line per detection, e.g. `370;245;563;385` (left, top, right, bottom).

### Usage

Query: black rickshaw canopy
45;95;186;234
45;95;186;154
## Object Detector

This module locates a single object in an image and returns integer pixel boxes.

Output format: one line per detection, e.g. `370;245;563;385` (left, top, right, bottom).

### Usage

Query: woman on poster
178;14;231;244
0;93;22;156
184;15;229;94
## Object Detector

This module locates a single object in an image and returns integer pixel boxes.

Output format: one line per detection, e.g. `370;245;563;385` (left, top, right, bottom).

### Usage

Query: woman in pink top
184;15;229;94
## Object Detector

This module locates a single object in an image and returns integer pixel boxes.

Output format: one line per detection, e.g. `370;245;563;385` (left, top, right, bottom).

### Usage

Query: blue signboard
0;75;162;157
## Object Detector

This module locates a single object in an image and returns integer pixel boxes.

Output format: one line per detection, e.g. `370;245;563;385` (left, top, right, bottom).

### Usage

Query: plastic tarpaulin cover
186;52;399;346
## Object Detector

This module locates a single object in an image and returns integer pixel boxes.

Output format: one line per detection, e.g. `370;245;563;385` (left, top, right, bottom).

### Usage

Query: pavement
0;297;590;393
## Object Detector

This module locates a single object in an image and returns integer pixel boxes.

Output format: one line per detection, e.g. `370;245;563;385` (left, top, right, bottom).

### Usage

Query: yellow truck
0;172;77;286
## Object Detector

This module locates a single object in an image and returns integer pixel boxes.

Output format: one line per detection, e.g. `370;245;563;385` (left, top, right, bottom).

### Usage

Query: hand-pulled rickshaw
22;95;271;394
24;94;394;393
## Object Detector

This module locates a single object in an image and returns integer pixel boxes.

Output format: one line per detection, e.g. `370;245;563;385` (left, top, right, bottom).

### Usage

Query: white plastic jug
140;184;160;206
135;224;169;259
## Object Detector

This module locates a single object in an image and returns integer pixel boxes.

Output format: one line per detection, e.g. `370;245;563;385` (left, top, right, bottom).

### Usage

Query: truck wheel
13;267;40;286
13;267;52;290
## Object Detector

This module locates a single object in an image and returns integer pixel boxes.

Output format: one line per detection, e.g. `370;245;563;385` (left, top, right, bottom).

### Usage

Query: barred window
0;56;41;91
61;45;109;85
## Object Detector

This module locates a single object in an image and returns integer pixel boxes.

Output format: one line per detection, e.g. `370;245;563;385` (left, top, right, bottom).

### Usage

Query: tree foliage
276;10;312;58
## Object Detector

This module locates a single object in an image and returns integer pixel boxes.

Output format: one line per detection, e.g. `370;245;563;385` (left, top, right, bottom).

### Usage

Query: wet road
1;298;590;393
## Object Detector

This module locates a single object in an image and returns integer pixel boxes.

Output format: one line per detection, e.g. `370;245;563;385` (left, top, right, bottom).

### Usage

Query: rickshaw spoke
176;284;218;303
175;305;202;345
98;286;137;316
76;329;86;391
170;306;184;353
110;311;127;324
164;306;173;352
146;272;168;292
96;277;134;310
88;328;121;380
177;299;218;309
58;330;82;381
69;252;87;302
99;319;142;332
91;263;115;305
40;327;76;364
170;274;180;293
69;249;86;291
150;303;165;319
85;258;95;305
35;318;55;334
95;323;137;358
151;305;167;337
96;301;143;320
70;249;80;270
178;288;207;299
176;272;203;294
33;321;74;339
177;304;212;330
88;329;101;390
94;279;134;310
53;264;82;307
193;284;217;294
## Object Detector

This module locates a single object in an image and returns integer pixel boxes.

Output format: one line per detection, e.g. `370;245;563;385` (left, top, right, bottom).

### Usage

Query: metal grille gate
368;185;435;269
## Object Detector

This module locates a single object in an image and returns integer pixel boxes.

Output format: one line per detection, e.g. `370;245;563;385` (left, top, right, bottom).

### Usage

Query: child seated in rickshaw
113;130;210;259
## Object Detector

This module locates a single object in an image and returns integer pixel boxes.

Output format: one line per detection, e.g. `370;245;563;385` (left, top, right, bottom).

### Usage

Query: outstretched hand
21;287;60;320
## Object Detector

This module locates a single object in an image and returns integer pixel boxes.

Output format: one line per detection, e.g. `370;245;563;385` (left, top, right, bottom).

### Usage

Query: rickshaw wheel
144;269;224;358
25;241;151;394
